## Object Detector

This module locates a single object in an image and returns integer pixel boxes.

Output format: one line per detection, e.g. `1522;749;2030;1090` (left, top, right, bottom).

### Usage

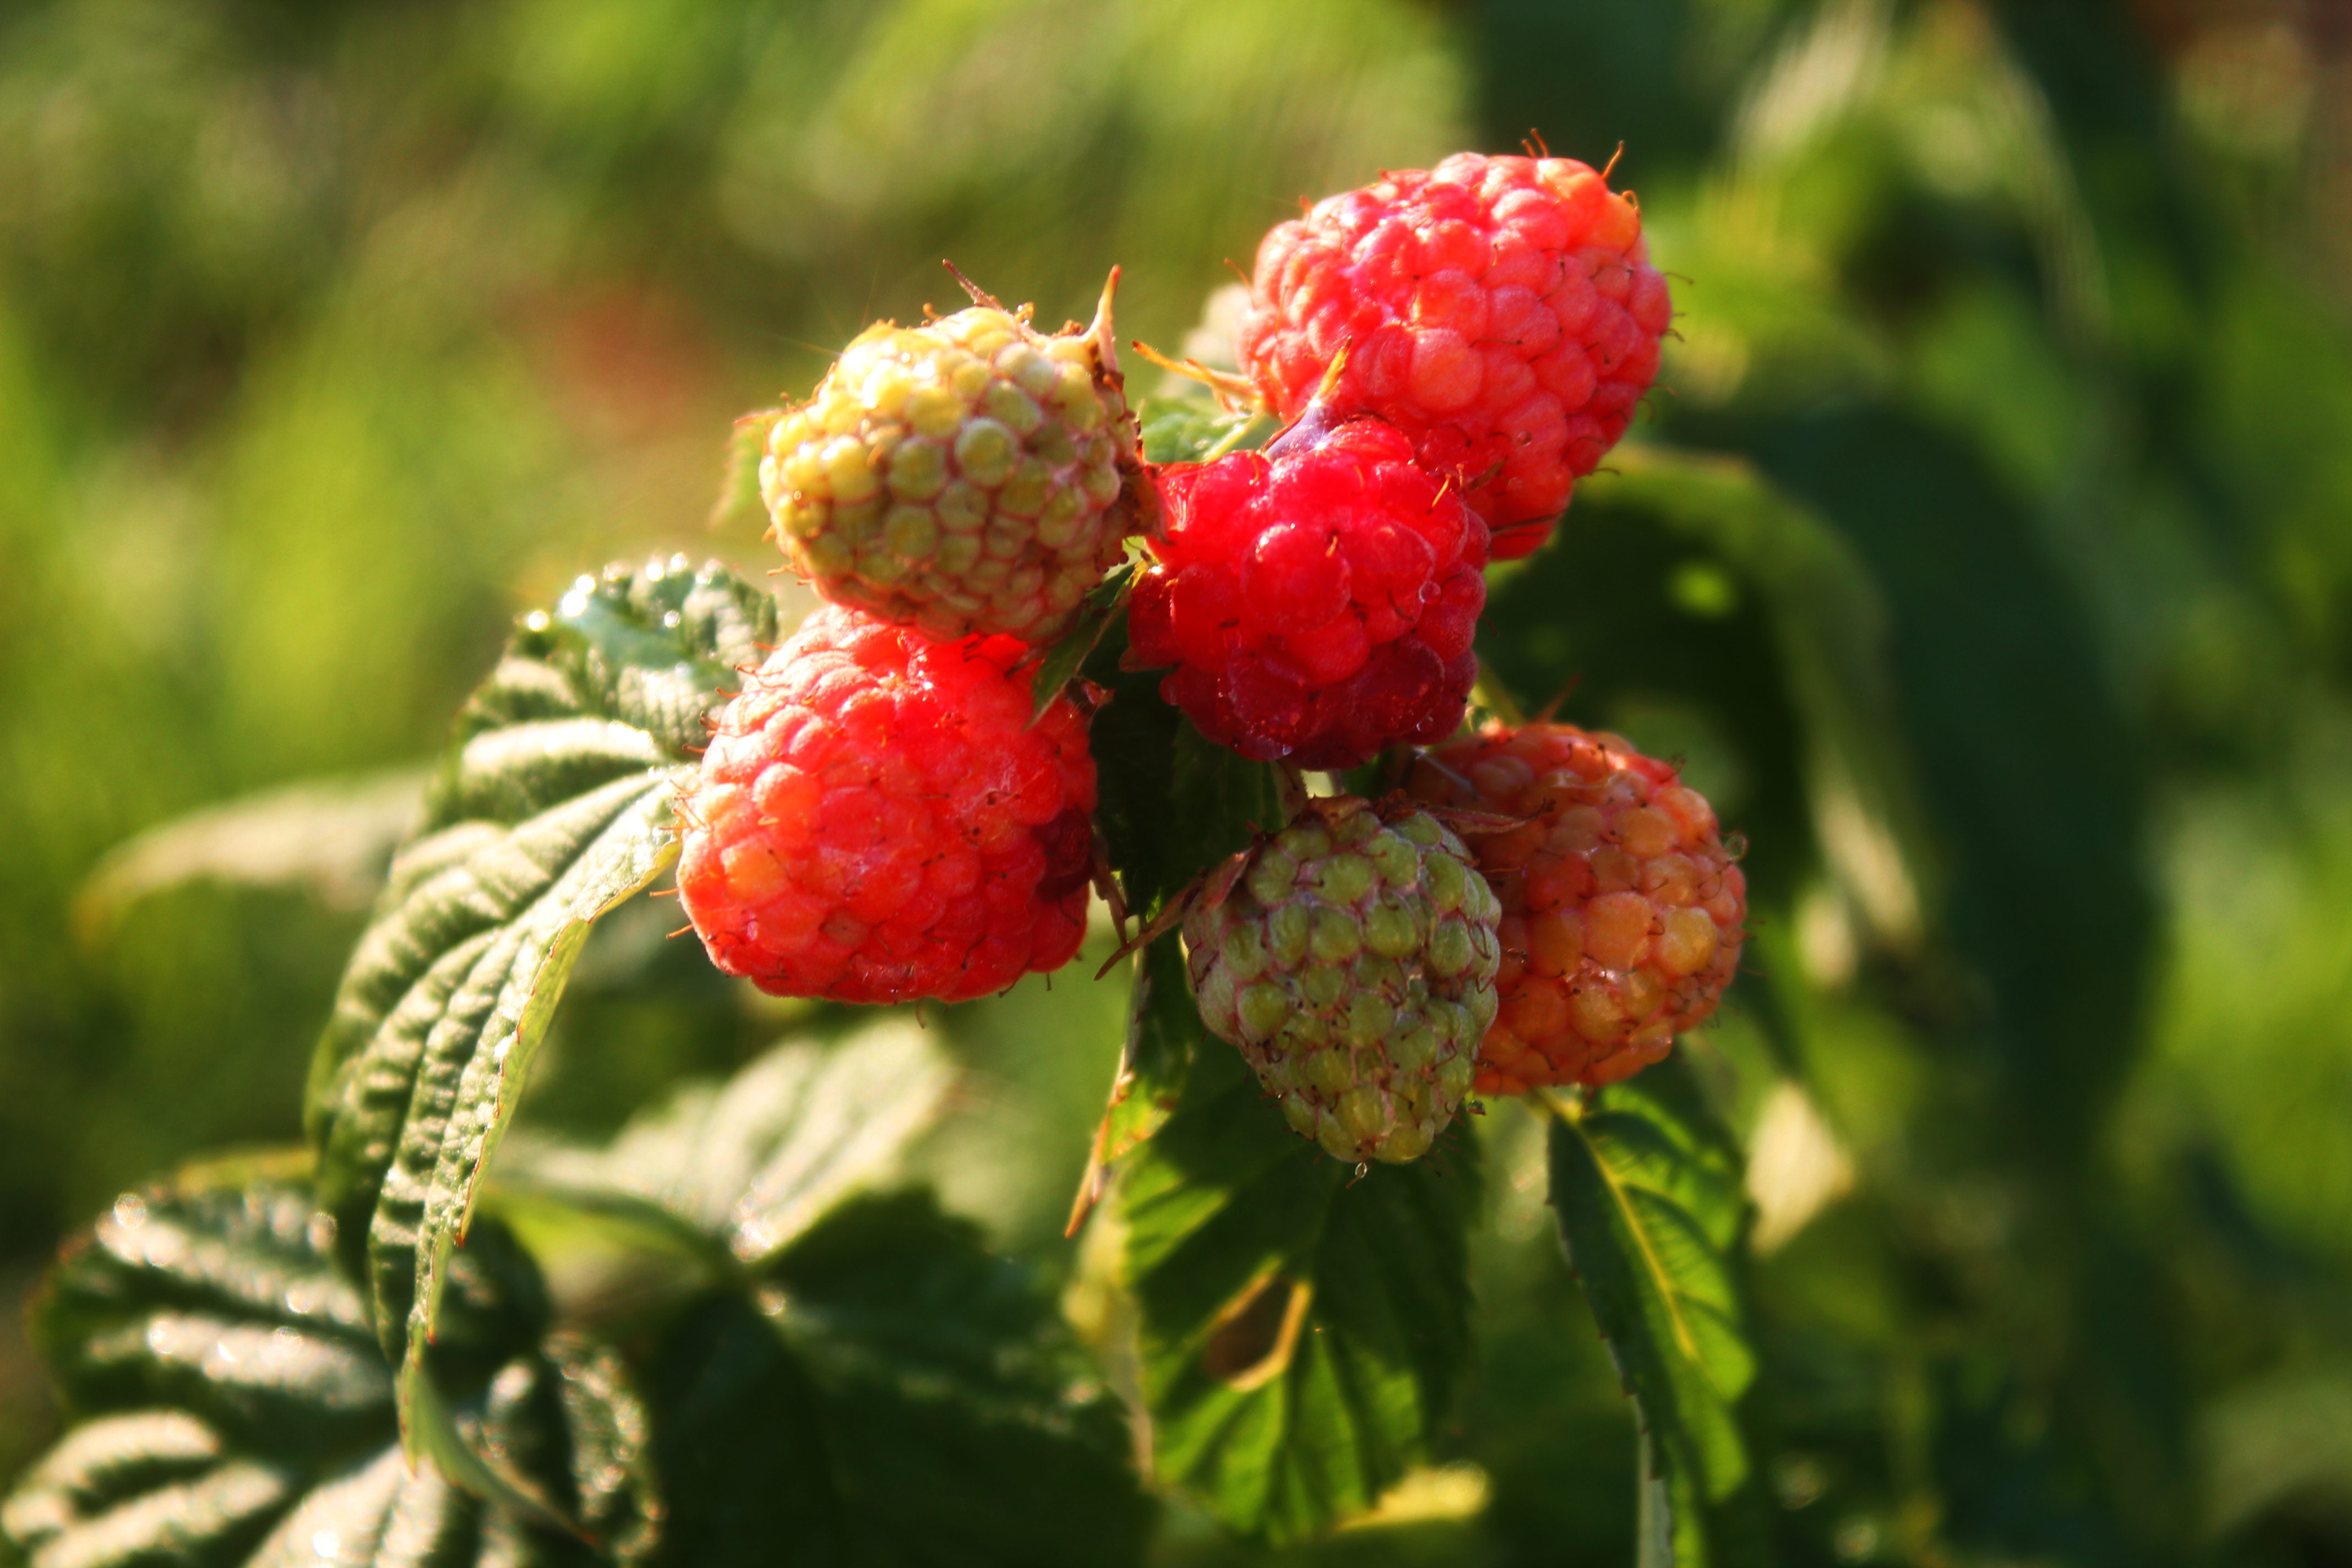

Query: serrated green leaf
494;1019;955;1278
1120;1046;1480;1543
1093;939;1206;1170
1030;560;1134;719
4;1173;660;1568
1136;395;1277;466
647;1191;1154;1567
1548;1060;1756;1566
1073;623;1280;1186
303;559;776;1413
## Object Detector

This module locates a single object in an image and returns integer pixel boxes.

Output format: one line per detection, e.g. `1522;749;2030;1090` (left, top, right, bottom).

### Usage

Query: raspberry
1235;151;1670;560
678;603;1097;1003
1125;412;1488;769
1183;796;1501;1164
1406;723;1745;1093
760;287;1141;645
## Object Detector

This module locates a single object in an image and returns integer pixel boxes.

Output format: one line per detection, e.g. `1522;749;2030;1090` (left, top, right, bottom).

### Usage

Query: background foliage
4;0;2352;1561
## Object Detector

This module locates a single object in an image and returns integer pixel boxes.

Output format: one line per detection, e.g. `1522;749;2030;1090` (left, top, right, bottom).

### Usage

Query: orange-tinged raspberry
760;284;1142;645
678;604;1096;1003
1406;722;1745;1093
1235;152;1670;560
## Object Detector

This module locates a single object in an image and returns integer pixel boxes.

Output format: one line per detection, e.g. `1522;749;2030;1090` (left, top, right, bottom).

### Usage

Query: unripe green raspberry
760;275;1142;645
1182;796;1502;1164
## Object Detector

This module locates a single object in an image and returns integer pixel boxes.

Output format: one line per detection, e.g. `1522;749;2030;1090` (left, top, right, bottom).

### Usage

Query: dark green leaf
1136;395;1276;466
1092;939;1205;1172
1074;622;1280;1186
1029;560;1134;719
1082;617;1281;917
1120;1046;1481;1542
303;559;776;1408
647;1191;1153;1567
1746;409;2153;1149
1548;1060;1756;1566
4;1171;660;1567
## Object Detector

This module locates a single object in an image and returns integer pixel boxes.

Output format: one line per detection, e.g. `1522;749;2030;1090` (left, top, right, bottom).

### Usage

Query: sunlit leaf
1548;1060;1755;1566
72;767;428;937
1136;395;1276;466
303;558;776;1419
2;1170;658;1567
1121;1045;1480;1542
494;1020;955;1279
1030;560;1134;719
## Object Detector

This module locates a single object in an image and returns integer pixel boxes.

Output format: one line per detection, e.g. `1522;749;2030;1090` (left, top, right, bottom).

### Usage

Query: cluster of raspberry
676;152;1743;1166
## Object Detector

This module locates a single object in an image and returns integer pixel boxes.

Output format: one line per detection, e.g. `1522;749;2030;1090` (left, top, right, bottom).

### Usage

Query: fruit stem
1472;659;1528;727
1275;763;1310;824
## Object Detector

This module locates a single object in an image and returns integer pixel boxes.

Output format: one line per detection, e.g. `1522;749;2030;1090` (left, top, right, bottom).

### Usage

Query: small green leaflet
2;1170;657;1567
303;558;776;1438
1120;1044;1480;1542
1136;394;1278;466
1093;940;1205;1173
1547;1061;1757;1567
1030;560;1134;719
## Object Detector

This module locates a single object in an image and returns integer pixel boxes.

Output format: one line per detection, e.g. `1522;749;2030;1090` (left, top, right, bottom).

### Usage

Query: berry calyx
1236;151;1670;559
1406;722;1745;1093
1183;796;1502;1164
678;603;1097;1003
760;274;1142;645
1125;412;1488;769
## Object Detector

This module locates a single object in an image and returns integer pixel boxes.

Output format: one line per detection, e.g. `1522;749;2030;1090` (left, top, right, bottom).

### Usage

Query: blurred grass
6;0;2352;1559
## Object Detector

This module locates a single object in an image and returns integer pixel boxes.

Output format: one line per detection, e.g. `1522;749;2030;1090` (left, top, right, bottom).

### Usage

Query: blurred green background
4;0;2351;1561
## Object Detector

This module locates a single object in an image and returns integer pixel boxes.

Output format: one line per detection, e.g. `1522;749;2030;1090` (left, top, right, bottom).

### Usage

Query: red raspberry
1235;152;1670;559
1125;413;1487;770
1406;722;1745;1093
678;603;1096;1003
